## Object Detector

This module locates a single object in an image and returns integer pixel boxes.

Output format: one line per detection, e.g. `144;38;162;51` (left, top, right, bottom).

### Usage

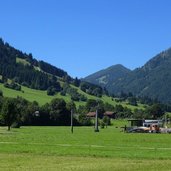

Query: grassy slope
0;125;171;171
0;82;144;111
13;57;145;109
0;83;78;106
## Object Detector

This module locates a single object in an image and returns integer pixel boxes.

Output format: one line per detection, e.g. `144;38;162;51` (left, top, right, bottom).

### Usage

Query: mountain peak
84;64;131;87
107;64;130;71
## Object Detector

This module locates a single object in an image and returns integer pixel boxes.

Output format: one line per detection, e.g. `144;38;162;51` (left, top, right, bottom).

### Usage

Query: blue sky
1;0;171;78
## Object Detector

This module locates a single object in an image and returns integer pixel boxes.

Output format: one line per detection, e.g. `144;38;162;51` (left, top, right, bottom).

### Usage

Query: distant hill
84;64;131;88
84;48;171;104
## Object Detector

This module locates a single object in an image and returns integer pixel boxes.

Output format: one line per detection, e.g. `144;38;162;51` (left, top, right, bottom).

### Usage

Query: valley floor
1;124;171;171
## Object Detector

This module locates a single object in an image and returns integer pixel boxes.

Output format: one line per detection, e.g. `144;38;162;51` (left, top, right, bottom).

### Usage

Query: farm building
86;111;115;119
87;112;96;118
104;111;116;119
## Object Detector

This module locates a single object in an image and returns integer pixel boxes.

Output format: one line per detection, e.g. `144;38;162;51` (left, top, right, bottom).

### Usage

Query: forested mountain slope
85;48;171;104
0;38;69;90
0;38;107;101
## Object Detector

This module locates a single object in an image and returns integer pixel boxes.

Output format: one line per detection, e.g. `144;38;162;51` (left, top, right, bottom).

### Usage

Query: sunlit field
1;123;171;171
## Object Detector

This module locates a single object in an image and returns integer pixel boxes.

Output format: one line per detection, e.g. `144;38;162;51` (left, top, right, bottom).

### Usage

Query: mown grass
0;124;171;170
1;153;171;171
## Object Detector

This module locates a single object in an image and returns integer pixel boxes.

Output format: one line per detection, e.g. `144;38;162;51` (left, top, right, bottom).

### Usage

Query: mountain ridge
84;47;171;104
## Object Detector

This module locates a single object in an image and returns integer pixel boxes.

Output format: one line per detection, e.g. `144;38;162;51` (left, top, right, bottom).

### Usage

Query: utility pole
165;114;167;128
71;109;74;133
94;106;99;132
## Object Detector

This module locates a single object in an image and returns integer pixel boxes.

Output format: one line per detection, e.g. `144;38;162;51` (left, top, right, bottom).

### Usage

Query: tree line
0;88;170;131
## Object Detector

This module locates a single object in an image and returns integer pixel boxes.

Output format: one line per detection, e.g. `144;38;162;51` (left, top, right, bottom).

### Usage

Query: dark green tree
47;86;56;96
66;101;76;112
49;98;70;125
146;104;165;119
128;97;138;106
1;98;17;131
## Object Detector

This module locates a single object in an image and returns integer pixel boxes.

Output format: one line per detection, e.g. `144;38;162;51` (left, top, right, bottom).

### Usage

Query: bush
60;91;66;96
4;82;21;91
11;122;21;128
47;86;56;96
100;121;105;129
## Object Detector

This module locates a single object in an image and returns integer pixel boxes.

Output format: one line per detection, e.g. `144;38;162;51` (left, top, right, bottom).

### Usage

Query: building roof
87;112;96;117
104;111;115;116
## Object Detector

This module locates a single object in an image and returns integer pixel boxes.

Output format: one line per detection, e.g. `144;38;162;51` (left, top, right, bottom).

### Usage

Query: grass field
1;122;171;171
0;83;84;106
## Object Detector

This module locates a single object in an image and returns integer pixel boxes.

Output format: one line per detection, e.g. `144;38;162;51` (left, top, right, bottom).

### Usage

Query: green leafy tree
47;86;56;96
66;101;76;112
73;77;80;87
22;101;39;125
133;108;146;119
49;98;70;125
1;98;17;131
128;97;138;106
104;102;114;111
146;104;165;119
102;116;111;128
78;114;92;126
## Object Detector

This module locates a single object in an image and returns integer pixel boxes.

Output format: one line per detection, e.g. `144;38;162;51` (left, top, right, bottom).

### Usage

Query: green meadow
1;123;171;171
0;83;144;111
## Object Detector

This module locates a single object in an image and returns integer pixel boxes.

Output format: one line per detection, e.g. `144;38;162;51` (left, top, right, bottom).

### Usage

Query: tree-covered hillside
111;48;171;103
85;48;171;104
0;38;68;90
0;38;106;98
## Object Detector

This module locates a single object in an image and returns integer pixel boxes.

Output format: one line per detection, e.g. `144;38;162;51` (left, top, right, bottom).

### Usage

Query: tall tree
49;98;70;125
1;98;17;131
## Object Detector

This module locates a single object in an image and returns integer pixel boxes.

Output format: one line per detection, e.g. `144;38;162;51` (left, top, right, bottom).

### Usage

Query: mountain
0;38;70;91
84;48;171;104
84;64;131;89
0;38;106;102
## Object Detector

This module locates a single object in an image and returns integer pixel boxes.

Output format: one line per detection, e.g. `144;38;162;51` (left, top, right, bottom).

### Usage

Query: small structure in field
127;119;166;133
143;120;163;127
128;119;143;127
